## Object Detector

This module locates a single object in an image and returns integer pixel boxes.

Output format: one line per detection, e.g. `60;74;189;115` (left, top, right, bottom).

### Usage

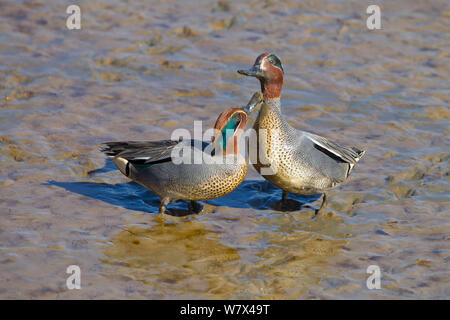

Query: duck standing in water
101;94;261;215
238;53;365;215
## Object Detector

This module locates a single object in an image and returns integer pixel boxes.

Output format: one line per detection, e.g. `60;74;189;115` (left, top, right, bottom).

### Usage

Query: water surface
0;0;449;299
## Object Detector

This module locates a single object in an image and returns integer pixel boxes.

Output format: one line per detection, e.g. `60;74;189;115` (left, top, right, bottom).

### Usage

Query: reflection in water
102;222;241;298
101;217;350;299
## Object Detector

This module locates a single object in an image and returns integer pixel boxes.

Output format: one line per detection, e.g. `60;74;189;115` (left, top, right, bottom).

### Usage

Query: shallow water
0;0;449;299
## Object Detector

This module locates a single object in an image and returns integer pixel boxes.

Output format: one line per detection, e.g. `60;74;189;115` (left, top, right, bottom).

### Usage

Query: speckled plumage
101;107;249;214
239;53;365;214
252;98;363;195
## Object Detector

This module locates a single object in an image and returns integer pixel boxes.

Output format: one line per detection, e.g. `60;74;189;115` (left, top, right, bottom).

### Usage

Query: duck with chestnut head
238;53;365;215
101;94;261;215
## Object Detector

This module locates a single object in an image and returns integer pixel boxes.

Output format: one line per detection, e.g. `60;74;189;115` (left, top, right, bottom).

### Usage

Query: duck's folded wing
304;132;365;166
100;140;181;164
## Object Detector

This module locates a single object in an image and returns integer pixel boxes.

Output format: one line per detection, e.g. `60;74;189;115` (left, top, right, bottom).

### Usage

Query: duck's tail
100;143;131;176
351;147;366;163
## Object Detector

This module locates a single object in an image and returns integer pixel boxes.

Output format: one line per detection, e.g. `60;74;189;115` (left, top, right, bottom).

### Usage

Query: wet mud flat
0;0;449;299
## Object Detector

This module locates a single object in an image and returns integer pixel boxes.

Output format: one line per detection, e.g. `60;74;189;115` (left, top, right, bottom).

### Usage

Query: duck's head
212;108;247;156
238;53;284;100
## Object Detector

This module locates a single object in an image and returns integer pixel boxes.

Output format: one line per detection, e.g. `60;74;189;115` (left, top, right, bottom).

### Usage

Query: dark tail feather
351;147;366;162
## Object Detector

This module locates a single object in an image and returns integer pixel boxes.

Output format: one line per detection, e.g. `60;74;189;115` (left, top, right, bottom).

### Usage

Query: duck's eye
267;59;274;64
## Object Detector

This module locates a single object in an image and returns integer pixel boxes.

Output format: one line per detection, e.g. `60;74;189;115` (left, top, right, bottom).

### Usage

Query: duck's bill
237;66;262;78
242;92;263;114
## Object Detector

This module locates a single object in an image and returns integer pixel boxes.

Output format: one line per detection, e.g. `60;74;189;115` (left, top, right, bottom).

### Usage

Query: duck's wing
100;140;181;164
303;132;365;167
101;139;213;165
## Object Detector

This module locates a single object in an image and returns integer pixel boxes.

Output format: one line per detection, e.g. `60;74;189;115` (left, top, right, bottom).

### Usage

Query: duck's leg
159;197;171;215
281;190;289;203
188;201;203;214
316;193;328;216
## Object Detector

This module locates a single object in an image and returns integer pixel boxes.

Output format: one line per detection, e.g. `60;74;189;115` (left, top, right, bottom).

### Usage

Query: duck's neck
260;79;282;110
264;97;281;111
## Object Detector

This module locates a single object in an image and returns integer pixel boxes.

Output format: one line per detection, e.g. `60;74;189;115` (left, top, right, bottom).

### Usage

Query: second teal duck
238;53;365;215
101;94;261;215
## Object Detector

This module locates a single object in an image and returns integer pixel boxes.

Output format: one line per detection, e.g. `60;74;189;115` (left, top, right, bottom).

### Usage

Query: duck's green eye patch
267;54;284;74
221;114;240;151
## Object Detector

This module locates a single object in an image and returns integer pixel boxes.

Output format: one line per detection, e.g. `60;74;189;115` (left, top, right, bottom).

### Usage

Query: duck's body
252;98;363;195
103;139;246;206
239;53;365;214
101;106;251;214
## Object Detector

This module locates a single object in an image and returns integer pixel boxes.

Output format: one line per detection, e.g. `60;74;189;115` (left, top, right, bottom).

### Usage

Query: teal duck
101;95;261;214
238;53;365;215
